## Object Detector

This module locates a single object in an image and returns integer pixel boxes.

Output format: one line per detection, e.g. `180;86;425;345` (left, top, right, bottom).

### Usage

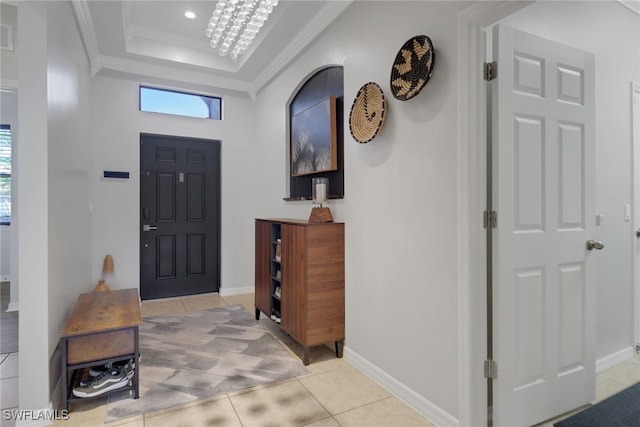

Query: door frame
632;82;640;348
457;2;533;426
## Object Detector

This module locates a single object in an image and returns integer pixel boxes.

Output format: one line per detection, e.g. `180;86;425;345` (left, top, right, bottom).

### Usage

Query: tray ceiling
72;0;352;98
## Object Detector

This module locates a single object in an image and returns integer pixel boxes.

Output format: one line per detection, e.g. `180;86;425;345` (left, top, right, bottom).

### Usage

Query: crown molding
251;0;353;96
94;54;252;97
70;0;99;67
618;0;640;15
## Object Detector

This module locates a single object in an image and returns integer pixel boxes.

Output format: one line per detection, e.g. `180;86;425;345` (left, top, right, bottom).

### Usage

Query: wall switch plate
625;204;631;221
596;214;605;226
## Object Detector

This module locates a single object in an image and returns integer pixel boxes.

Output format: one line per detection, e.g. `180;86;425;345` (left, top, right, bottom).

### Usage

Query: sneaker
73;365;129;398
122;361;135;382
81;360;134;387
89;359;132;377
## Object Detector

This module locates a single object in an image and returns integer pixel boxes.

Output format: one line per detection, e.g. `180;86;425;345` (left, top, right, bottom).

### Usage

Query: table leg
134;326;140;399
334;340;344;358
61;338;68;411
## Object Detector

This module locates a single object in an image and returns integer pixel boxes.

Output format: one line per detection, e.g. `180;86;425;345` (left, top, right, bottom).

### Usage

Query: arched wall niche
286;65;344;200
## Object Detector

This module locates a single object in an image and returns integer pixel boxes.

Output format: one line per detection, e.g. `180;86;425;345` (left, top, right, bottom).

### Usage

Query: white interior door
492;25;596;426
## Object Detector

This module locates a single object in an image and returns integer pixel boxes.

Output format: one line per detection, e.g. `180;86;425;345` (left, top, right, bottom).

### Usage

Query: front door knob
586;240;604;250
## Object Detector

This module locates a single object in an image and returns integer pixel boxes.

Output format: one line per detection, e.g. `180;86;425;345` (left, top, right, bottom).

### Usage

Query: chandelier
206;0;279;60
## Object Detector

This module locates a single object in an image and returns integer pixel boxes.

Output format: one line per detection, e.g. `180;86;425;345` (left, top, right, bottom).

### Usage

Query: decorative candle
316;182;326;204
312;177;329;206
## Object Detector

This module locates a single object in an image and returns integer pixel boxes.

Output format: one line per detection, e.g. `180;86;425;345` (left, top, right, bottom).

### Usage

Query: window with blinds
0;125;11;225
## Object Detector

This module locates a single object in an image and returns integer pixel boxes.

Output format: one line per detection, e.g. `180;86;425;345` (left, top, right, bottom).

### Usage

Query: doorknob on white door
636;229;640;238
586;240;604;250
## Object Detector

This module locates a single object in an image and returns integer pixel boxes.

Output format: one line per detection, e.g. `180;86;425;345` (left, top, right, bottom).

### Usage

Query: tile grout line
296;377;342;426
294;375;349;426
226;393;246;427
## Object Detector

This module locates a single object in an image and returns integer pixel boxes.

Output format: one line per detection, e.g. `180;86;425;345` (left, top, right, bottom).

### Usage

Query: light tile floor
2;291;640;426
52;292;435;427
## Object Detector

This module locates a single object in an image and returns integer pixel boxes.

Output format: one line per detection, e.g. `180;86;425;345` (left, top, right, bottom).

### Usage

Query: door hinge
484;61;497;81
483;210;497;229
484;359;498;379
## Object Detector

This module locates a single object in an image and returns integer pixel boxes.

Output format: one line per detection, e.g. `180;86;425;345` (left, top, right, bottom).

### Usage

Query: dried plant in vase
93;255;114;292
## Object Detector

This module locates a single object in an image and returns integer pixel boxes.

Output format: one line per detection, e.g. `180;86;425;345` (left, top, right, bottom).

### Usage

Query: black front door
140;133;220;300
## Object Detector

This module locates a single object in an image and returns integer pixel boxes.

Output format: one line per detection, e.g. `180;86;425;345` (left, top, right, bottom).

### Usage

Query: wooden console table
60;288;141;411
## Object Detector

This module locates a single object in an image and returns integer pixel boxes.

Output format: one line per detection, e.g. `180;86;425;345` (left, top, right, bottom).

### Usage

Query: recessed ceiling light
185;11;196;19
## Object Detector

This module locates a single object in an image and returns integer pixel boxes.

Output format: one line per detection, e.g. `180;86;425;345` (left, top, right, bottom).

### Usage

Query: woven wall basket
390;35;435;101
349;82;387;144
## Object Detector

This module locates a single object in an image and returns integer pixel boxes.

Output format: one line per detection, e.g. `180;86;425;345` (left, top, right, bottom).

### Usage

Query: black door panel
140;134;220;300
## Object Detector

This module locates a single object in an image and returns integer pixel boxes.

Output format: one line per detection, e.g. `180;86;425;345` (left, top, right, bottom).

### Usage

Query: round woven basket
349;82;387;144
390;35;435;101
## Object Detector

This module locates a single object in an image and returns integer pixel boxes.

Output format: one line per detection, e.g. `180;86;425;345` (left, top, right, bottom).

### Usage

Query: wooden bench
60;288;141;410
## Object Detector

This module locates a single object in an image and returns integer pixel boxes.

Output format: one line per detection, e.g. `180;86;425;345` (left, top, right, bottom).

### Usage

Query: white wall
17;0;49;413
15;0;93;411
0;228;9;281
500;0;640;364
254;1;471;421
89;77;256;294
46;0;93;387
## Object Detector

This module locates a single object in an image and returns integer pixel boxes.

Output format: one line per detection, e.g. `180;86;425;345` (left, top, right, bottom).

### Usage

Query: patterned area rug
106;305;308;421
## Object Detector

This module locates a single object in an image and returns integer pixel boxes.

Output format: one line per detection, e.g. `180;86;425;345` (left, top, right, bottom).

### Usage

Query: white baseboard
219;286;254;297
7;301;18;312
344;347;459;427
596;346;635;373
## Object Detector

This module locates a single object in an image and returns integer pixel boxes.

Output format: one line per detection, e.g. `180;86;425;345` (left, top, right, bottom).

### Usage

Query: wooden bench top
61;288;141;338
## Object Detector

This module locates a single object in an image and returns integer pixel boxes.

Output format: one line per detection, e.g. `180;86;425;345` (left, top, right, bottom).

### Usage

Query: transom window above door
139;86;222;120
